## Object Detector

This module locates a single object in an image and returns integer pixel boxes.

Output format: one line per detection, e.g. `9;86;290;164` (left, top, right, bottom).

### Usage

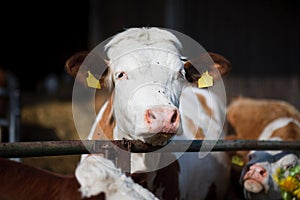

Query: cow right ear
65;51;111;89
183;52;231;85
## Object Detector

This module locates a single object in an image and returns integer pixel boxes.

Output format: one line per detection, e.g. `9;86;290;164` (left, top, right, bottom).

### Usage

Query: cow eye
248;154;254;160
179;68;186;76
284;163;296;170
279;155;298;169
176;68;185;79
115;71;127;80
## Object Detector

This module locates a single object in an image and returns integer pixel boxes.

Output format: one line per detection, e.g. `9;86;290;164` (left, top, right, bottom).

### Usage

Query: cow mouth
243;178;265;193
144;132;176;146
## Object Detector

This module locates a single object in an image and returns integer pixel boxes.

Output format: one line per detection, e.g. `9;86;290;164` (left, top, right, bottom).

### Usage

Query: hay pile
20;93;80;174
19;85;109;174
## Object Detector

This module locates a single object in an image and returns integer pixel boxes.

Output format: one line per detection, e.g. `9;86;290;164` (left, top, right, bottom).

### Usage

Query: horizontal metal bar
0;140;299;158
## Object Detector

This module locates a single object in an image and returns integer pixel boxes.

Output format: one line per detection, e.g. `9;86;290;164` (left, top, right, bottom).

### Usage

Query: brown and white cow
66;27;232;200
226;96;300;200
0;156;158;200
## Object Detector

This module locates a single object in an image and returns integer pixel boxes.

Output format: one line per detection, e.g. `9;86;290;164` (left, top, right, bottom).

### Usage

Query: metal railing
0;71;20;143
0;139;299;158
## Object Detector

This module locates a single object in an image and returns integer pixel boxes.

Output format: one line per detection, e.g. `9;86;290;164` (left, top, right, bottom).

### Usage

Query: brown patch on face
92;95;115;140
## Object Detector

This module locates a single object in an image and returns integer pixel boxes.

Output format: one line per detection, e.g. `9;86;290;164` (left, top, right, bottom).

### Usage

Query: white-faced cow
66;27;232;200
226;96;300;200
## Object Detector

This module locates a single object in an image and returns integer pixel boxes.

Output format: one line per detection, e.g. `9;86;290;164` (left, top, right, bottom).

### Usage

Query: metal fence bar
0;71;21;162
0;140;299;158
7;71;21;143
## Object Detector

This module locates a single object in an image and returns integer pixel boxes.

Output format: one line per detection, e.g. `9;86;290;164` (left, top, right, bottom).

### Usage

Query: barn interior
0;1;299;199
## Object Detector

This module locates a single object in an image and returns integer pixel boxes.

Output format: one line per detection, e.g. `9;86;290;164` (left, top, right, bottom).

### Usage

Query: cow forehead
248;151;299;167
105;27;183;72
111;49;183;73
276;153;299;166
105;27;182;60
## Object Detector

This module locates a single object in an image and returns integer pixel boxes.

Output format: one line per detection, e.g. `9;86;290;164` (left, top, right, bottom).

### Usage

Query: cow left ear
65;51;111;89
65;51;89;81
184;52;231;84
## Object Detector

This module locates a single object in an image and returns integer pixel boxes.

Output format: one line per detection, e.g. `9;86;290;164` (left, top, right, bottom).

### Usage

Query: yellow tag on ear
231;155;244;167
198;71;213;88
86;70;101;89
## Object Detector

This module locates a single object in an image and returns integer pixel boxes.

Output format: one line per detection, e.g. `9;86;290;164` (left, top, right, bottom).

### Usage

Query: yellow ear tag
231;155;244;167
86;70;101;89
198;71;213;88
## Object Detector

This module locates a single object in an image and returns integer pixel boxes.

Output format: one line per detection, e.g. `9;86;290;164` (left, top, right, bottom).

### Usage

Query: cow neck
130;153;161;174
178;87;222;141
131;156;180;200
92;94;115;140
93;94;162;174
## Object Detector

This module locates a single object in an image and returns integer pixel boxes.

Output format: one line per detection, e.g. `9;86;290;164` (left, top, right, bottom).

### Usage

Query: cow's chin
243;178;281;200
243;179;265;193
142;132;176;146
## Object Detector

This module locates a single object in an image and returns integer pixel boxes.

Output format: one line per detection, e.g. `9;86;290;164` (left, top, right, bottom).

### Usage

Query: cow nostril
170;110;178;123
259;168;267;176
145;110;156;124
150;112;156;120
251;164;268;177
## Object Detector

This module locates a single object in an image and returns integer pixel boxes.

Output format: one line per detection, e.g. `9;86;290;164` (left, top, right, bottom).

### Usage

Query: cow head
65;27;231;145
240;150;300;200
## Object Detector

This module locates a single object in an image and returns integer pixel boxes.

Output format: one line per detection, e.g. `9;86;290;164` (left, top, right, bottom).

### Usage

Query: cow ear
65;51;111;89
65;51;89;79
184;52;231;84
208;52;231;79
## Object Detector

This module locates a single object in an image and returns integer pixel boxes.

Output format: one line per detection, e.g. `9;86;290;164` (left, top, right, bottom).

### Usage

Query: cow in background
66;27;232;200
226;96;300;199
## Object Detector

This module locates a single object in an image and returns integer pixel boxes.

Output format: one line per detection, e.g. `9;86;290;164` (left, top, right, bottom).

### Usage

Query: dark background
0;0;299;91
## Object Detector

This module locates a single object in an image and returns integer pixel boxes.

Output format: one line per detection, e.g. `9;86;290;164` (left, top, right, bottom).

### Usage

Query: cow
65;27;232;200
0;156;158;200
226;96;300;200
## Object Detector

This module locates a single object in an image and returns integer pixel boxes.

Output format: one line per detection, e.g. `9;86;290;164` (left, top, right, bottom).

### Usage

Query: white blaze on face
105;28;186;143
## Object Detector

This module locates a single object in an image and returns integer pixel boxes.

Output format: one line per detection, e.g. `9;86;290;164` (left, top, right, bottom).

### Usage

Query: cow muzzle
145;106;180;134
139;105;180;145
243;164;269;194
